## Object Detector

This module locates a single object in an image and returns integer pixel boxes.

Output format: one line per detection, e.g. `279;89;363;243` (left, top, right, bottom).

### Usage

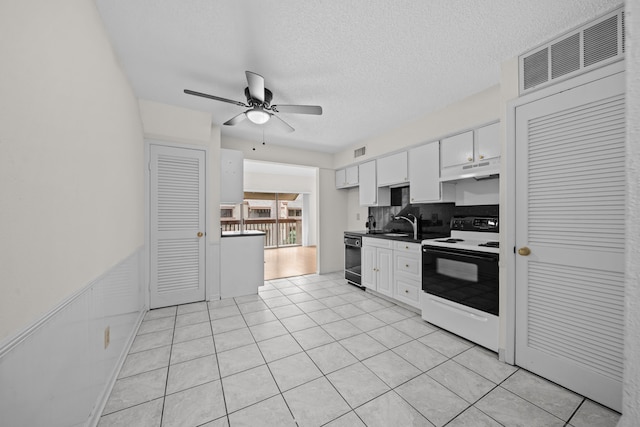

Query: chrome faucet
395;213;418;240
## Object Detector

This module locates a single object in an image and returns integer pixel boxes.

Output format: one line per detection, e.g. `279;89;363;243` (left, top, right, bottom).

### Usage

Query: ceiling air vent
519;7;624;95
354;146;366;158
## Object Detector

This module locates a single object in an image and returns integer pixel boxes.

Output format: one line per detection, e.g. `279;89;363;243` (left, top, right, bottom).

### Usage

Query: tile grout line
159;305;178;427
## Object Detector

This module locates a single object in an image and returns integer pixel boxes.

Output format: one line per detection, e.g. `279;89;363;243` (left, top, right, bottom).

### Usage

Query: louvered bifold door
515;72;625;412
150;145;206;308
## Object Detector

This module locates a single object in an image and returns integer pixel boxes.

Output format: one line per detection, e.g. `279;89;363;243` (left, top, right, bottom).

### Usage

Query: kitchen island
220;230;265;298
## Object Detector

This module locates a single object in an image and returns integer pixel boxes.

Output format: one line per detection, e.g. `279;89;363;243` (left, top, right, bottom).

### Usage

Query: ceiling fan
184;71;323;133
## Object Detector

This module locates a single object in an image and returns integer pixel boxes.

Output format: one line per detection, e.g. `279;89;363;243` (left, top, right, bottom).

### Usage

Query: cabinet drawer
395;253;420;276
393;241;420;253
395;278;420;304
363;237;393;249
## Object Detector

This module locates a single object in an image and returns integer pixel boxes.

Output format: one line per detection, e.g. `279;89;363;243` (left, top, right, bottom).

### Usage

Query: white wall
0;0;144;342
347;187;369;231
318;168;348;273
0;1;146;425
223;135;333;169
620;0;640;424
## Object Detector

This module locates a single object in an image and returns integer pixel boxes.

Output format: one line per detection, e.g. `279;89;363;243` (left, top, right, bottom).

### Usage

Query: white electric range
420;216;500;352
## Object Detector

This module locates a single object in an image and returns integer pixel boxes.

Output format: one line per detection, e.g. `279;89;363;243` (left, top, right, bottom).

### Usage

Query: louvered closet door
515;71;625;412
150;145;206;308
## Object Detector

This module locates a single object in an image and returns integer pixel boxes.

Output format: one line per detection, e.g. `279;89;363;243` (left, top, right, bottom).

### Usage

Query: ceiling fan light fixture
246;107;270;124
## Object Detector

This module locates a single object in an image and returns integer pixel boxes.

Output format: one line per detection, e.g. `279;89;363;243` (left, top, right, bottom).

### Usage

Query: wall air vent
519;7;624;95
354;146;366;158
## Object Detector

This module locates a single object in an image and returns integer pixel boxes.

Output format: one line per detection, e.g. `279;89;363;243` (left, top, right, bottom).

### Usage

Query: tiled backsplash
368;187;498;237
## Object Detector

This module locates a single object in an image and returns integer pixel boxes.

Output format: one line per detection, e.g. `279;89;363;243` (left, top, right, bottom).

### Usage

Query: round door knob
405;264;409;268
479;155;485;159
468;157;473;162
405;290;409;293
197;232;204;238
518;247;531;256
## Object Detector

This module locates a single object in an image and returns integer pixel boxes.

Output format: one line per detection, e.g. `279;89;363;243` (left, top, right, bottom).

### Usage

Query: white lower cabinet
361;237;393;297
362;238;421;305
392;241;422;308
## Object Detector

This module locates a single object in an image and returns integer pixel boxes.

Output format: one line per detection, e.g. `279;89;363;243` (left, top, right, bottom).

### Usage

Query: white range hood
440;157;500;182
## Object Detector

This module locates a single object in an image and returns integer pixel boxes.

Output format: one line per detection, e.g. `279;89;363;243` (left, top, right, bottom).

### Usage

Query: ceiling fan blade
223;112;247;126
269;114;295;133
245;71;265;103
272;104;323;115
184;89;247;107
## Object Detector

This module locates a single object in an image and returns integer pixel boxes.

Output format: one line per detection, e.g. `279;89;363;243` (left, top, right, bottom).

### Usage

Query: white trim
0;246;145;358
503;60;625;365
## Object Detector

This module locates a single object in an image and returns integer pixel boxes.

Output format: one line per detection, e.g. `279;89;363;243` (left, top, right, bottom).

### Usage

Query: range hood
440;157;500;182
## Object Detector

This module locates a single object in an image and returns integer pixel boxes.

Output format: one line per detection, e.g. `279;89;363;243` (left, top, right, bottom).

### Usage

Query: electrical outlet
104;326;110;349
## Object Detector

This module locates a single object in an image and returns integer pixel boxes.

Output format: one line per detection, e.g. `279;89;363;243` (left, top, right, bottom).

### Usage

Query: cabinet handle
197;232;204;238
479;155;485;159
467;157;473;162
405;264;409;268
405;289;409;293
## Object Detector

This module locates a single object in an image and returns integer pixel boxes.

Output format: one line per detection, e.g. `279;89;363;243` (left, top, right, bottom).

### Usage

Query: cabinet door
335;168;347;188
441;131;474;168
361;245;376;291
409;141;440;203
345;165;359;186
376;248;394;297
377;151;408;186
358;160;377;205
476;122;501;161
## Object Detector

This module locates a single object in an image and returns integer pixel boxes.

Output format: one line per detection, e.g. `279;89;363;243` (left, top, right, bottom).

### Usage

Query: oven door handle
422;246;498;262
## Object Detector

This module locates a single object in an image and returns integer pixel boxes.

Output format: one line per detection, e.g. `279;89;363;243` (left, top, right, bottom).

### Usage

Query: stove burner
479;241;499;248
436;238;465;243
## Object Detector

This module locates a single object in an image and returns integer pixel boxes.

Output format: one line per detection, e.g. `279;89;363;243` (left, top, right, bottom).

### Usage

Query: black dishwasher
344;232;362;287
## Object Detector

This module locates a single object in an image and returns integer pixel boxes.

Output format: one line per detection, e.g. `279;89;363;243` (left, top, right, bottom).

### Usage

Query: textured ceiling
95;0;622;153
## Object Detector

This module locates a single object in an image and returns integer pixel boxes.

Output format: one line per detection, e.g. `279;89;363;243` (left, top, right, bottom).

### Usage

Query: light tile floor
99;273;621;427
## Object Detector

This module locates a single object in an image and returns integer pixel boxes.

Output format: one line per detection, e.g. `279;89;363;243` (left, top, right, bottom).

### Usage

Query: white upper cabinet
359;160;390;206
345;165;359;186
441;131;474;168
335;165;359;189
476;122;501;161
441;122;501;181
220;148;244;203
376;151;408;187
409;141;454;203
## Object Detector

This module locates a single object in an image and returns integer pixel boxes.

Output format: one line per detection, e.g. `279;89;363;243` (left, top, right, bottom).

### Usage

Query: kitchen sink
384;233;409;237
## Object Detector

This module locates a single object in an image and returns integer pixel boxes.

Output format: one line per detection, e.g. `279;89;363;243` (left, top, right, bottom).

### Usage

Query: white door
150;144;206;308
515;72;625;411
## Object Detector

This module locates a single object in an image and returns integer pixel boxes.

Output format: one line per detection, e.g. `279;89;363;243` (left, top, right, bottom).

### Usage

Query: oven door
422;246;498;316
